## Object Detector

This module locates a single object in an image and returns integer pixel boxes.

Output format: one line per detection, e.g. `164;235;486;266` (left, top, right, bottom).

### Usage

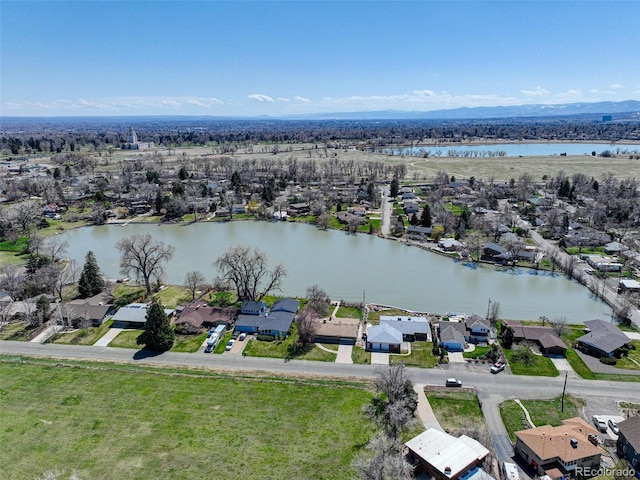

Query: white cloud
247;94;275;103
413;89;436;97
554;89;582;100
521;86;549;97
276;97;291;103
610;83;623;89
294;96;311;103
589;89;600;94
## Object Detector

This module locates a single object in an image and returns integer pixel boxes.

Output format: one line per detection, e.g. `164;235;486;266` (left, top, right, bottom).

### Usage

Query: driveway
370;352;389;365
336;344;353;364
448;351;465;363
93;326;127;347
413;384;443;431
549;357;580;379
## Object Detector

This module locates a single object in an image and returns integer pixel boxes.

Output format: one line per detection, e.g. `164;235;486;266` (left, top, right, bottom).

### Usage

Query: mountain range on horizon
2;100;639;122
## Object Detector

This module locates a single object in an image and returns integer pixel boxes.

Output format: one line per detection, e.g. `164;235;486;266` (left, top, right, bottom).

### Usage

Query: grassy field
352;346;371;364
463;345;492;359
615;341;640;371
335;305;362;319
152;285;193;309
390;342;437;368
426;389;485;431
0;320;31;341
500;395;584;442
0;358;373;480
108;329;144;348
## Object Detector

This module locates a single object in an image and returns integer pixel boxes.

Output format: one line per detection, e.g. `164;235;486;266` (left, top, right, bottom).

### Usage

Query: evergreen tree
389;178;399;198
78;251;105;298
137;300;175;351
420;204;432;227
410;213;418;226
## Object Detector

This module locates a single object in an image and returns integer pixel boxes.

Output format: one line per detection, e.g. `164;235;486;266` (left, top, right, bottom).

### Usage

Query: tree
315;213;331;230
116;234;175;296
551;316;569;337
389;178;399;198
184;270;206;301
213;245;286;301
44;237;69;262
502;326;515;349
364;364;418;441
78;251;105;298
486;300;501;327
306;284;331;317
352;432;413;480
431;224;445;241
420;203;432;227
137;300;175;351
296;307;319;346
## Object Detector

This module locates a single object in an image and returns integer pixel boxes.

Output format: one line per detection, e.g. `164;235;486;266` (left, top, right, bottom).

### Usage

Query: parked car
207;328;215;338
232;331;241;340
445;378;462;387
608;419;619;435
204;344;213;353
238;333;247;341
592;415;608;433
225;339;235;351
490;362;505;374
587;433;600;446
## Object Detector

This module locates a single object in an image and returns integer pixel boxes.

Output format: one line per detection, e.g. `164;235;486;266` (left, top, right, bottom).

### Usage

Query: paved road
379;185;392;237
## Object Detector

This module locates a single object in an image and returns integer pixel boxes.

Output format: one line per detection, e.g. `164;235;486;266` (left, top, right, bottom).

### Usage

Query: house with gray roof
111;303;174;327
366;323;403;353
234;298;299;338
576;319;631;358
617;416;640;471
438;321;467;352
379;315;431;341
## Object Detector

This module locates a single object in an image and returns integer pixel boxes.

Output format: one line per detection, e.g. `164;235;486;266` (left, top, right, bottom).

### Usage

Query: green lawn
352;346;371;364
335;305;362;319
366;309;410;324
113;284;146;307
463;345;491;359
0;358;373;480
297;345;338;362
565;349;596;379
500;395;584;442
213;331;233;354
502;347;559;377
108;329;144;348
171;333;208;353
426;390;485;431
0;321;31;341
51;320;115;346
152;285;193;309
243;335;295;359
615;341;640;371
391;342;437;368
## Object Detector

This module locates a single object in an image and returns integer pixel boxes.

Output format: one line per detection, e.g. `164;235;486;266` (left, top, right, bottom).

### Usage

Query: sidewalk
93;326;126;347
30;324;64;344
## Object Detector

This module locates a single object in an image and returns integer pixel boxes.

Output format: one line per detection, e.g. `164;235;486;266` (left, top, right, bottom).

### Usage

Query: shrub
256;334;275;342
174;324;202;335
599;357;617;365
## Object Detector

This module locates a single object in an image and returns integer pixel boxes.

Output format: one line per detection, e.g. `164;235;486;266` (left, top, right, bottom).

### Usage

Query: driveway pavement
93;327;126;347
30;324;64;343
370;352;389;365
549;357;580;380
336;344;353;364
448;351;465;363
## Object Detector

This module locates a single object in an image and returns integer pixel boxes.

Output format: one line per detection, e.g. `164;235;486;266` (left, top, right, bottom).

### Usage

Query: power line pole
561;371;568;412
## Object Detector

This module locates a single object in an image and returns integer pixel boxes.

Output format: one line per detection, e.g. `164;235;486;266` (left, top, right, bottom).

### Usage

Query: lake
383;142;640;157
59;221;611;323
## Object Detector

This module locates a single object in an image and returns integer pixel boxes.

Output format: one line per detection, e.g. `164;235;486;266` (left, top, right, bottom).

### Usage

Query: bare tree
551;316;569;337
116;233;175;296
0;264;23;299
487;300;502;327
184;270;206;301
296;307;319;345
44;237;69;262
11;200;39;233
352;432;413;480
306;284;331;317
213;245;286;301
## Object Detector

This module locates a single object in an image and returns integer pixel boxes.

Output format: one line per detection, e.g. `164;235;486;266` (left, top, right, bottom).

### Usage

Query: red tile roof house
514;418;604;479
502;320;567;358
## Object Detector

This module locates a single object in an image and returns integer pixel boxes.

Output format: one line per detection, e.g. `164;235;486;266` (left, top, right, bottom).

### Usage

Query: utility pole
486;298;491;320
561;371;568;412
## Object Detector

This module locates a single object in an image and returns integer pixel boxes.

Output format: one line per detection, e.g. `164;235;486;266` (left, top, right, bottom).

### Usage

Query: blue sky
2;1;639;117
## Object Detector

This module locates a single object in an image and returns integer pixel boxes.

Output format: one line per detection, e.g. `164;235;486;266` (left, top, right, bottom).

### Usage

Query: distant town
1;116;639;480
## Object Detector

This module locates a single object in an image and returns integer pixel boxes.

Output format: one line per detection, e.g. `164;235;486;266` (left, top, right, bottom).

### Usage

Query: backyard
426;389;486;432
0;357;373;480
